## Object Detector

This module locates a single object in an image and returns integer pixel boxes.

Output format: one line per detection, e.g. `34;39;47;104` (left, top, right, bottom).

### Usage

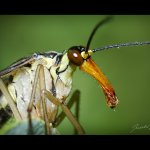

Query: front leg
27;64;51;135
42;90;85;135
53;90;81;135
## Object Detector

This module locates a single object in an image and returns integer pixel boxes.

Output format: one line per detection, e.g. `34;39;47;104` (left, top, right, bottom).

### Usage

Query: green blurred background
0;15;150;135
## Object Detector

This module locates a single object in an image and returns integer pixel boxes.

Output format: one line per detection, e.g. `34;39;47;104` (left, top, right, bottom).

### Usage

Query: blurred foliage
0;118;17;135
5;119;45;135
0;15;150;135
0;118;46;135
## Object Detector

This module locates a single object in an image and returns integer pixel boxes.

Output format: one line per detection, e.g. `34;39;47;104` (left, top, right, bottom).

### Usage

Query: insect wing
0;56;35;77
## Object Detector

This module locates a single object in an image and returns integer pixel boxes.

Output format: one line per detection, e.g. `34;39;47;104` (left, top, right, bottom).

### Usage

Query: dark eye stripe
55;54;63;65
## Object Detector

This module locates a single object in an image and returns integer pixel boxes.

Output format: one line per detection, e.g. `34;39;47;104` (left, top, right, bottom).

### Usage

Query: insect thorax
0;51;76;121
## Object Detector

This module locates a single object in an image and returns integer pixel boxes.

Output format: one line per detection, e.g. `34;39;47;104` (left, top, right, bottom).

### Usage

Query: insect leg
39;64;51;135
53;90;81;134
27;64;51;135
72;90;80;135
60;100;85;135
43;90;85;135
27;65;41;134
0;78;22;121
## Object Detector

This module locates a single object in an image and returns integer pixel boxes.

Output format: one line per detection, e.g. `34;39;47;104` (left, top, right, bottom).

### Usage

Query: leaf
4;119;60;135
5;119;45;135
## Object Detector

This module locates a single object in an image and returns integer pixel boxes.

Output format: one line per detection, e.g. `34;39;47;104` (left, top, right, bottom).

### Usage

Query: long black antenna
85;16;113;53
92;41;150;52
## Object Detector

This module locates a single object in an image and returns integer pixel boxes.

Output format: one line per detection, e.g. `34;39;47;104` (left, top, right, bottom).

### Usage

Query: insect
0;16;150;135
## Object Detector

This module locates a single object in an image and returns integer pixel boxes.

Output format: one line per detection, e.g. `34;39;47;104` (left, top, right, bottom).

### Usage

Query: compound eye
67;49;84;66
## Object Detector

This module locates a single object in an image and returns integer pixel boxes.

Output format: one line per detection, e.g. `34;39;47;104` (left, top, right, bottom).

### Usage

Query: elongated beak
80;58;118;108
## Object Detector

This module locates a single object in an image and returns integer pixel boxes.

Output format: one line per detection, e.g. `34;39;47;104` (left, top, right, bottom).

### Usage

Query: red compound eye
67;49;84;66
